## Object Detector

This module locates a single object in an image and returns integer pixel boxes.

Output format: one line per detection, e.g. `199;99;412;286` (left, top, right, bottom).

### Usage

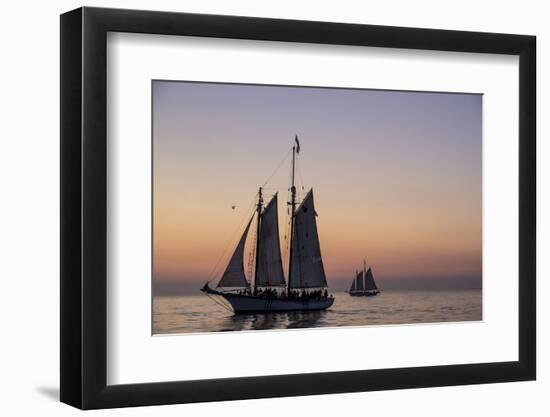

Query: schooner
349;260;380;296
201;137;334;313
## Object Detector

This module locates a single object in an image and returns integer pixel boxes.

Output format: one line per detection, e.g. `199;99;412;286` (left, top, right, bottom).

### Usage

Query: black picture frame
60;6;536;410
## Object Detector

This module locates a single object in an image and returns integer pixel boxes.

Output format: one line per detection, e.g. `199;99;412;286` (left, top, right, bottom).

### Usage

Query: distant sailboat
201;137;334;314
349;260;380;296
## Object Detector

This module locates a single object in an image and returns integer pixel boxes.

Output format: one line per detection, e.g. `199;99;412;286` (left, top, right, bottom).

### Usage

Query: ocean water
153;289;482;335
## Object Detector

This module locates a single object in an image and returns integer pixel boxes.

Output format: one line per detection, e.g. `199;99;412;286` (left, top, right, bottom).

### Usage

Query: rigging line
282;216;291;276
296;156;306;192
205;292;234;313
283;150;295;276
207;195;257;282
261;147;292;188
247;219;258;281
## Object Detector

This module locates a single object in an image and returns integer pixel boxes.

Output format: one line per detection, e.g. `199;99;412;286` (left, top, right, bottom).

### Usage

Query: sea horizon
152;276;483;297
153;287;483;297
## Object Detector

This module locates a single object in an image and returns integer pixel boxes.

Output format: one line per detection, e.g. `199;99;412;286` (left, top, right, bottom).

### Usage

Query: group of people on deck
237;287;329;300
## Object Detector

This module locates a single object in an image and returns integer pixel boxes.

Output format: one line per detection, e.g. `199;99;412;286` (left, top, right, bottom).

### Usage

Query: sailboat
349;260;380;296
201;137;334;314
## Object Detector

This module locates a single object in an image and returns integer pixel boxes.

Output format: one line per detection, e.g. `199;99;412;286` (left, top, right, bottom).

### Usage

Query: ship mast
287;140;298;295
364;259;367;292
253;187;263;293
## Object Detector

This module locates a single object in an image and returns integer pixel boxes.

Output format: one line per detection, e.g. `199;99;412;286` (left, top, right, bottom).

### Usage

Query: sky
152;80;482;294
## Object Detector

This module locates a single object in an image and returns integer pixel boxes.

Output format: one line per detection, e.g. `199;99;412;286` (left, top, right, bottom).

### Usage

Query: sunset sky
153;81;482;294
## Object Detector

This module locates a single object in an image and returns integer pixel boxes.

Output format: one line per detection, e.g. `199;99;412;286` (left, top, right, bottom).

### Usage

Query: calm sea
153;289;482;335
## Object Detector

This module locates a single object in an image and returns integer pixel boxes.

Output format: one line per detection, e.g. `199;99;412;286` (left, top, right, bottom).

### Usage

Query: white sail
217;215;254;288
365;267;377;291
256;193;286;287
356;271;365;291
289;189;327;288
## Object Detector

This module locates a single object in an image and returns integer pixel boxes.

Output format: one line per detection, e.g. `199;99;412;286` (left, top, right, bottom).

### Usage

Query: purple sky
153;81;482;294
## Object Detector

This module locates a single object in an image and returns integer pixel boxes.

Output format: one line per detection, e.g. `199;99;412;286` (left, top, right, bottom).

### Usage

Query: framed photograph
60;6;536;409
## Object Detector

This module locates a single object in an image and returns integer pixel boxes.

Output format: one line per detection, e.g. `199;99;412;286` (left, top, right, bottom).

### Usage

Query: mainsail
364;267;377;291
356;271;365;291
217;215;254;288
256;193;286;287
289;189;327;288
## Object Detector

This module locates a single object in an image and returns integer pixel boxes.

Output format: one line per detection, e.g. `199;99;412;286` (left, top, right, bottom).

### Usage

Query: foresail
365;267;377;290
356;271;364;291
290;189;327;288
217;215;254;288
256;193;286;287
350;278;356;291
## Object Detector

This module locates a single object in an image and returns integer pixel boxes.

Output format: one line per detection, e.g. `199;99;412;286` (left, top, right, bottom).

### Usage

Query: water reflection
153;290;483;335
223;309;327;331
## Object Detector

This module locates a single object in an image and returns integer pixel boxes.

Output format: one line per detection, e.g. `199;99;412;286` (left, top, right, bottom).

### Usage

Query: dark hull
349;290;380;297
202;286;334;314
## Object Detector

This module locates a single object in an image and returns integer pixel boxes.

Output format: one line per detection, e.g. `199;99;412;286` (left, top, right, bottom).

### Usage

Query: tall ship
349;260;380;296
201;137;334;314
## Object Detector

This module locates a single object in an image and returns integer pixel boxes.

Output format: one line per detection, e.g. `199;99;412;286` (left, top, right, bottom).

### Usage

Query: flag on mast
295;135;300;154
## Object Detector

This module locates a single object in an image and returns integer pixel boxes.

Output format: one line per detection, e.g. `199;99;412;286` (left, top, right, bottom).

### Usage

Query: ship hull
202;286;334;314
349;290;380;297
225;294;334;314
